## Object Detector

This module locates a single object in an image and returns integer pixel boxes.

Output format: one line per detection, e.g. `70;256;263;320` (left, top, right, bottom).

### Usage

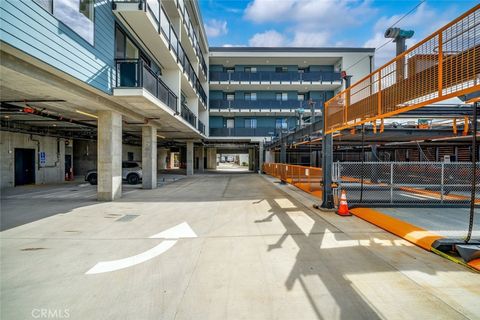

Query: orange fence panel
324;5;480;134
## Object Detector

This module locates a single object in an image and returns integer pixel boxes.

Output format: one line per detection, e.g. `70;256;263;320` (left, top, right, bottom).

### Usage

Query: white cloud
249;30;287;47
204;19;228;38
363;2;453;69
291;31;329;47
222;44;247;47
244;0;376;47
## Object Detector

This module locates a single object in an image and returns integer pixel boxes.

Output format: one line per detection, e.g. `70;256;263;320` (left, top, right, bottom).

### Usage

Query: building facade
0;0;373;200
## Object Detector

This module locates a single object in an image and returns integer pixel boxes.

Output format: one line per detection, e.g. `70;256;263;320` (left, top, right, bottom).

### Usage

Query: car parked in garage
85;161;142;185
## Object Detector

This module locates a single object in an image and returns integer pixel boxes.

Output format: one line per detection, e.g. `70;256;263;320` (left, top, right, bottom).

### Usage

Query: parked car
85;161;142;185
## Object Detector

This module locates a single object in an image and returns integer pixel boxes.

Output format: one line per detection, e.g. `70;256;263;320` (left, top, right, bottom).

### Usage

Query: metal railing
263;162;480;206
333;161;480;206
209;71;342;83
210;127;278;137
116;0;208;106
181;103;197;128
209;99;323;110
198;120;205;134
115;59;178;112
324;5;480;134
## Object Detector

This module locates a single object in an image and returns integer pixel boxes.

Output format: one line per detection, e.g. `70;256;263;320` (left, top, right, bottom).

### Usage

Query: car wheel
88;173;97;185
127;173;140;185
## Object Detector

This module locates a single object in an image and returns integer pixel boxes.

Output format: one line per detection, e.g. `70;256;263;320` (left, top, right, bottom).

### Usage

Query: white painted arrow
86;222;197;275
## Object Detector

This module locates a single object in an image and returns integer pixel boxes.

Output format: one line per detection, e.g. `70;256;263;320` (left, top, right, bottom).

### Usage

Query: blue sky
200;0;477;66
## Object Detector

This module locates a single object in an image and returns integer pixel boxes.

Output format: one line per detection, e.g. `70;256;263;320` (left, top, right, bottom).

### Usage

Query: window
116;26;139;59
225;67;234;73
297;94;305;101
226;118;235;128
244;67;257;73
245;118;257;128
52;0;95;44
275;66;288;73
245;92;256;101
276;118;288;129
276;92;288;101
127;152;134;161
226;94;235;101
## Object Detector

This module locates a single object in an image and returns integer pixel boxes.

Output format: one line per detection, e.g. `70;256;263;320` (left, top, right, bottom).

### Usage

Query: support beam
142;126;157;189
258;142;264;173
158;148;168;170
97;110;122;201
206;148;217;169
197;146;205;172
186;141;194;176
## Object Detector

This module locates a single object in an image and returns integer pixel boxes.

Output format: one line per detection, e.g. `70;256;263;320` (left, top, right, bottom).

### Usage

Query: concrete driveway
1;173;479;319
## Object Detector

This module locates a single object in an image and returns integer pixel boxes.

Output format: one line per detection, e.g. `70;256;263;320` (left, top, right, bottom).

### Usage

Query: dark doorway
65;154;72;180
14;148;35;186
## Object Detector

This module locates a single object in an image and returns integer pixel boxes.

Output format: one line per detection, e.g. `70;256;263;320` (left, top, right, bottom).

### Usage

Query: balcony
198;120;205;135
176;0;208;77
181;103;197;128
209;99;323;112
209;71;342;91
115;59;177;111
210;127;279;137
113;1;207;107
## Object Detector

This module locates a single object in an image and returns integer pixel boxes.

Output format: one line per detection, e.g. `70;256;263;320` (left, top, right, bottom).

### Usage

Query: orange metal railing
262;163;324;198
324;5;480;134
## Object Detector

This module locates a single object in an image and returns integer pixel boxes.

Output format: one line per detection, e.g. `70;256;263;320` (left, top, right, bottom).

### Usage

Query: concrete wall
0;131;66;188
73;140;141;177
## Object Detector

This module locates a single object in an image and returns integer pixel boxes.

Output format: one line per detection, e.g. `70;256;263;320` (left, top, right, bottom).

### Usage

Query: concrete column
248;149;254;171
97;110;122;201
142;126;157;189
206;148;217;169
197;146;205;172
158;148;168;170
186;141;194;175
258;142;264;173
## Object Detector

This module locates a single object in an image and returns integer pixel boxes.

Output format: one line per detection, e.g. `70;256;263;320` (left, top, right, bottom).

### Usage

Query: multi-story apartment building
0;0;373;200
208;47;374;141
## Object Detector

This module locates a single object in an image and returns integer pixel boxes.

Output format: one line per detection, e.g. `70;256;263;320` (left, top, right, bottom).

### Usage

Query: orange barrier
350;208;443;251
263;163;324;199
324;5;480;134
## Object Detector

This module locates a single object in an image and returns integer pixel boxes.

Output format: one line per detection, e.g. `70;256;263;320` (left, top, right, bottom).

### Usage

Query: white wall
0;131;66;188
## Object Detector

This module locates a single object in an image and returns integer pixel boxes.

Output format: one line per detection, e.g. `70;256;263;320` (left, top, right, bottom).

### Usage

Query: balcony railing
210;127;279;137
115;0;207;106
115;59;178;112
209;71;342;83
176;0;208;76
181;103;197;128
198;120;205;134
209;99;323;111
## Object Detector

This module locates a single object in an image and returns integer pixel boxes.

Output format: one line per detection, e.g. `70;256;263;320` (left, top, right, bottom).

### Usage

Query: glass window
276;118;287;129
245;118;257;128
226;118;234;128
276;66;288;73
244;67;251;72
54;0;95;44
226;67;234;73
297;94;305;101
276;93;282;101
245;92;256;101
125;37;139;59
226;94;235;101
115;27;125;58
282;92;288;101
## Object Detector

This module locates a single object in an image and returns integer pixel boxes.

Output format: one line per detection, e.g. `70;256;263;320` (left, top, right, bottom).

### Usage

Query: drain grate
116;214;139;222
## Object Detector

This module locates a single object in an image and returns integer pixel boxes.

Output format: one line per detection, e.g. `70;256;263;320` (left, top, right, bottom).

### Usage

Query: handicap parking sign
39;151;46;167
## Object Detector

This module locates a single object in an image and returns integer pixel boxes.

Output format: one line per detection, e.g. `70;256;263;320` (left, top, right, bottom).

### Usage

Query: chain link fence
334;162;480;206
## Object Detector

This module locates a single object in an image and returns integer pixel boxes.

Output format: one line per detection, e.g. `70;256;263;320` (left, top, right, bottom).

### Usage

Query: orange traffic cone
337;190;351;216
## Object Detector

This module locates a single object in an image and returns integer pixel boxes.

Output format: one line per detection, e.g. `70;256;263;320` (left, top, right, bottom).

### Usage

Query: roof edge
209;47;375;53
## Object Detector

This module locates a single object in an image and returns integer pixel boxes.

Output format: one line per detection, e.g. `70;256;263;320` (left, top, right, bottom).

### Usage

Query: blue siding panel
0;0;115;94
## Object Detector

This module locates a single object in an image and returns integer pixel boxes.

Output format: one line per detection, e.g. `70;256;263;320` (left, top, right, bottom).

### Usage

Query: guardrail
181;103;197;128
324;5;480;134
210;71;341;83
210;127;278;137
115;59;178;112
209;99;323;110
262;162;479;207
198;120;205;134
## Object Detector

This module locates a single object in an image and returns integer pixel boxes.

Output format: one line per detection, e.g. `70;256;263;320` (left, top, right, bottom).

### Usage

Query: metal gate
333;162;480;206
